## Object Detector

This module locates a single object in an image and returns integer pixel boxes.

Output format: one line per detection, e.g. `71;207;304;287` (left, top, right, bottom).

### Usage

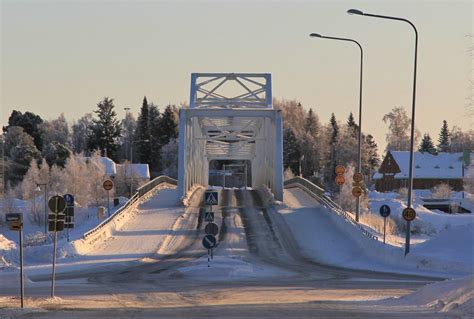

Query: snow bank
0;235;16;269
382;276;474;315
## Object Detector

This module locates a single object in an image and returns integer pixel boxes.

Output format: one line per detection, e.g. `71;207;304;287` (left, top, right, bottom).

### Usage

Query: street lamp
309;32;364;223
348;8;419;255
130;139;149;196
36;183;48;233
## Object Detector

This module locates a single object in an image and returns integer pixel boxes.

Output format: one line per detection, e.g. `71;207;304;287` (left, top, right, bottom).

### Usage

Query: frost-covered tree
450;126;474;152
431;183;453;199
274;99;306;138
72;113;93;155
40;113;71;147
119;111;137;162
437;120;451;152
159;138;179;178
42;141;71;167
3;110;44;151
88;97;122;160
418;133;435;153
382;106;419;151
305;108;320;137
334;163;368;212
4;126;40;186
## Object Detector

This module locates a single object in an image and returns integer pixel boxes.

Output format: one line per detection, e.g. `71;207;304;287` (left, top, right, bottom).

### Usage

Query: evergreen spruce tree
419;133;435;153
87;97;122;160
364;134;380;182
148;104;161;174
157;105;178;147
304;108;319;137
347;112;358;138
135;96;151;163
283;128;301;175
327;113;339;188
438;120;450;152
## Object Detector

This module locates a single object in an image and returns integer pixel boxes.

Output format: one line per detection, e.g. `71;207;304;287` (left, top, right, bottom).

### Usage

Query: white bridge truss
178;73;283;200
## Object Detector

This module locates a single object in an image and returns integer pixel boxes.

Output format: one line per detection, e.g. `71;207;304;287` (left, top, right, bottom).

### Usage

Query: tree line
2;96;179;188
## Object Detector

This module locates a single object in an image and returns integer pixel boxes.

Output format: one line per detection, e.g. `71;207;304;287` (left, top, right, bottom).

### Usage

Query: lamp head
347;9;364;15
309;33;322;38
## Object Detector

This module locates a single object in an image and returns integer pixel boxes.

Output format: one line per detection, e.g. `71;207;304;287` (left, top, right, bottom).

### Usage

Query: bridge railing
284;177;379;242
82;175;177;245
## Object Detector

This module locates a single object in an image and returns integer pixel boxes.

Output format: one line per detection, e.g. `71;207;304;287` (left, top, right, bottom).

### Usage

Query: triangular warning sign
205;192;218;205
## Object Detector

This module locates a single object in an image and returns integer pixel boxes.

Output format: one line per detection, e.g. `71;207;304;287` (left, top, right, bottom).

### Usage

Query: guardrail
82;175;177;244
284;177;379;242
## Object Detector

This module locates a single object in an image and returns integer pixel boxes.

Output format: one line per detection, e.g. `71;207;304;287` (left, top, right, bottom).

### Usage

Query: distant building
373;151;471;192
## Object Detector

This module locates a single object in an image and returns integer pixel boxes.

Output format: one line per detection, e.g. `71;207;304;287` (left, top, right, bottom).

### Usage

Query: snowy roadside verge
281;188;474;278
376;275;474;316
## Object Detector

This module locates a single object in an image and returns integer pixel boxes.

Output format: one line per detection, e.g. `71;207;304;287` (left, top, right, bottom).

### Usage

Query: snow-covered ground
0;186;182;276
280;188;474;278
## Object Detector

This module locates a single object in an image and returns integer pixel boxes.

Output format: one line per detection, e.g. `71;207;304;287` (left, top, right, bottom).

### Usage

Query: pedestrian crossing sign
205;191;218;205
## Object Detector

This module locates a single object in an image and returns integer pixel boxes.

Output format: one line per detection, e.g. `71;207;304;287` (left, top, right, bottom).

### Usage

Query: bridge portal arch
177;73;283;200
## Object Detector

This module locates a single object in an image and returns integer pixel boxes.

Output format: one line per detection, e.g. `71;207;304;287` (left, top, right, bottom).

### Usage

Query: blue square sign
204;191;218;205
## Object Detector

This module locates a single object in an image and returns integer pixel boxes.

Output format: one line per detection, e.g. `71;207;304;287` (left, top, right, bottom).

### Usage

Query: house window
434;165;440;169
415;165;421;169
449;165;454;169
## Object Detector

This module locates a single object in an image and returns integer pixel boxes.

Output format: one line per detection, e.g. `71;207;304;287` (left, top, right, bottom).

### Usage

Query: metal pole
383;217;387;244
223;164;226;189
244;163;248;189
43;185;48;234
347;10;418;255
130;143;133;196
51;229;57;298
309;33;364;222
19;224;24;308
107;190;110;217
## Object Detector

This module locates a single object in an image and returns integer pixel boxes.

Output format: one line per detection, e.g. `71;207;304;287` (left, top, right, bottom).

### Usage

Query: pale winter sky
1;0;472;152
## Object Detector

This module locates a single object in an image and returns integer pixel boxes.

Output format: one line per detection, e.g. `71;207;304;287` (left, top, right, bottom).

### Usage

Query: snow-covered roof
373;151;464;180
100;157;117;176
116;164;150;179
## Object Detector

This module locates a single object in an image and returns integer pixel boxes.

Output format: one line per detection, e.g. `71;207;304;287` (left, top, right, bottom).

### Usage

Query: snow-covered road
0;188;471;318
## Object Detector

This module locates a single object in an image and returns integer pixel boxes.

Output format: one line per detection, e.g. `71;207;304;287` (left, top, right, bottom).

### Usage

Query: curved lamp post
348;8;418;255
309;33;364;223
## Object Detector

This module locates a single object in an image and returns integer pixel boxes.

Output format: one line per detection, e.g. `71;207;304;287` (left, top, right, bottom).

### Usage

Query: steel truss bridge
177;73;284;200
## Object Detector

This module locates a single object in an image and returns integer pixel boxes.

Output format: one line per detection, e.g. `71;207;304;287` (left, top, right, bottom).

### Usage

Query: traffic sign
204;211;214;222
8;221;22;231
202;234;217;249
351;186;363;197
5;213;23;223
103;179;114;191
335;165;345;175
205;222;219;236
353;172;363;183
204;191;218;205
402;207;416;222
335;175;345;186
63;194;74;206
379;205;391;218
48;196;66;214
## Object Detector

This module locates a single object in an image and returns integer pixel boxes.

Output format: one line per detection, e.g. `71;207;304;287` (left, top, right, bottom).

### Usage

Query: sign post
48;195;66;298
6;213;24;308
63;194;75;242
379;204;391;244
402;207;416;255
203;191;219;264
103;179;114;217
